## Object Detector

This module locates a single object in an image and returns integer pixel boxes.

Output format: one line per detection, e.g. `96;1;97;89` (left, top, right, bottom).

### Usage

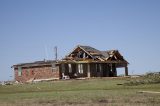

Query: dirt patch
38;100;56;104
98;99;108;103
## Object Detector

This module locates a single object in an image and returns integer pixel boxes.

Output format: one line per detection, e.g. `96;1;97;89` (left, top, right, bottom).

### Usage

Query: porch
57;62;128;79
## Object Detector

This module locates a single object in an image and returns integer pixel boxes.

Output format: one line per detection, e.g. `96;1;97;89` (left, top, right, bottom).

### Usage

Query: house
12;60;59;83
56;45;129;79
12;45;129;82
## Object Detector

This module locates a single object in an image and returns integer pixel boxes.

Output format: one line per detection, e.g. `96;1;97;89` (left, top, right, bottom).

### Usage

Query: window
96;64;99;72
68;64;72;73
52;63;57;72
99;64;102;72
18;67;22;76
96;64;102;73
78;64;83;74
78;51;83;58
26;69;30;76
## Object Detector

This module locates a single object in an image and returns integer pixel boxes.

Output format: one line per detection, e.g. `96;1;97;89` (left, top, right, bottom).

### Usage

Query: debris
117;83;123;85
138;91;160;94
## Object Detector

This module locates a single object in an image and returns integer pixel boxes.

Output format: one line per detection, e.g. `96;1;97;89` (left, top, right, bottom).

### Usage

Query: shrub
124;72;160;86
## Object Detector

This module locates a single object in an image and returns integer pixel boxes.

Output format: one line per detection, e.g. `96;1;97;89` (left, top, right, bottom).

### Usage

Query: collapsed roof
62;45;128;64
12;60;56;68
12;45;128;68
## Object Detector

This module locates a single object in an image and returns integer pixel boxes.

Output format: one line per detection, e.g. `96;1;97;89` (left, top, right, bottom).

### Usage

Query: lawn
0;78;160;106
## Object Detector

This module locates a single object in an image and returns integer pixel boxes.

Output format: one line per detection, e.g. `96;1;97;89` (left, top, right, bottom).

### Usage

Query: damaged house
57;45;129;79
12;45;129;82
12;60;59;83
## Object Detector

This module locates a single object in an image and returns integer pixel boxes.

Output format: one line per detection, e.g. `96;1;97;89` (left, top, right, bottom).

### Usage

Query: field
0;78;160;106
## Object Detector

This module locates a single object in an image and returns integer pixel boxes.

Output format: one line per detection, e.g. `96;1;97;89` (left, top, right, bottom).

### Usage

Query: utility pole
54;46;58;61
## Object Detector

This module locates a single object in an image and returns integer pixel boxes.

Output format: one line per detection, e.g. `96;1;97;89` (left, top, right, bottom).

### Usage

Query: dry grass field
0;77;160;106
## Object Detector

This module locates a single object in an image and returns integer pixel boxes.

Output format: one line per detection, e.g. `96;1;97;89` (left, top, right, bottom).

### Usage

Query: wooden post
106;64;109;77
125;66;128;76
112;64;117;77
114;67;117;77
87;63;90;78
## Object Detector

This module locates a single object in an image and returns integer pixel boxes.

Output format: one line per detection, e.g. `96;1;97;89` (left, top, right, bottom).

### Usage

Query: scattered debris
138;91;160;94
30;78;59;83
117;83;123;85
76;77;86;80
37;87;41;90
130;75;141;78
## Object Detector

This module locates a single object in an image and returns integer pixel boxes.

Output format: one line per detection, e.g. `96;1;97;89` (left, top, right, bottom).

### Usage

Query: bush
144;72;160;83
124;72;160;86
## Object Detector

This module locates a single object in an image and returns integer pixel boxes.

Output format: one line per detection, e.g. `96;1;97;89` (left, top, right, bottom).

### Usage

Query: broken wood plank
138;91;160;94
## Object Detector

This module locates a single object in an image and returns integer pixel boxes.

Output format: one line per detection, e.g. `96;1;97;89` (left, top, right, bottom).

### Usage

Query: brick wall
14;65;59;83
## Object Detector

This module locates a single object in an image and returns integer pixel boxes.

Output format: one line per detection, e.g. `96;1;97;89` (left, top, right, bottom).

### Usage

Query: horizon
1;0;160;81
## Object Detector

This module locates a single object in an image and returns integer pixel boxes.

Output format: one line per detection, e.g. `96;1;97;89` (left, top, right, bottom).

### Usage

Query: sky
0;0;160;81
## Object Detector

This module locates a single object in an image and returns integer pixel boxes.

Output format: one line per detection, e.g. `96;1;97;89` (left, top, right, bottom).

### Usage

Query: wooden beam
138;91;160;94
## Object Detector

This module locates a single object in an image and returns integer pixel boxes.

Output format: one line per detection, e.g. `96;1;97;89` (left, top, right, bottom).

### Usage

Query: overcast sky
0;0;160;81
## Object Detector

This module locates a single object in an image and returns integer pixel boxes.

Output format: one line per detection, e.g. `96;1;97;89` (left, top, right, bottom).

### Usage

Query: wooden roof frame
67;45;94;59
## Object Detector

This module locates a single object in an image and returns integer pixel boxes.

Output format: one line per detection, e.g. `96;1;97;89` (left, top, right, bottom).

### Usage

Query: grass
0;78;160;106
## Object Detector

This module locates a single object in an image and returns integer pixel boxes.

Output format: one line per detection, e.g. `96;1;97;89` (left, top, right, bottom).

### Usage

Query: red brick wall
14;66;59;83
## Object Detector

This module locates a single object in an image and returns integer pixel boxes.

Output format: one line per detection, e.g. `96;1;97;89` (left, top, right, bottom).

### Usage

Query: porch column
106;64;110;77
113;68;117;77
112;64;117;77
87;63;90;78
125;66;128;76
